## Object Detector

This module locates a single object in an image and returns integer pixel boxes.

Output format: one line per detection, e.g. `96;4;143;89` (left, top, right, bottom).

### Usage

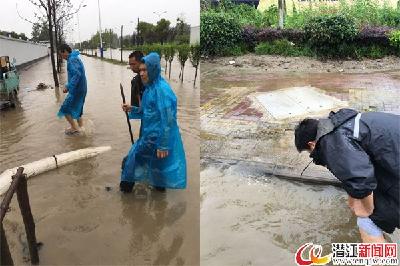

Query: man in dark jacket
295;108;399;243
128;51;144;107
120;51;145;193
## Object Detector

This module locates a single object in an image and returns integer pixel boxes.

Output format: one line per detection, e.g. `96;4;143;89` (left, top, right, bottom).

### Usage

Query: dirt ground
203;54;400;74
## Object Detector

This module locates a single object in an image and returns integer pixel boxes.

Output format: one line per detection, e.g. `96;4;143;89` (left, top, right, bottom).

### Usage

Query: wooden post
16;173;39;265
1;224;14;266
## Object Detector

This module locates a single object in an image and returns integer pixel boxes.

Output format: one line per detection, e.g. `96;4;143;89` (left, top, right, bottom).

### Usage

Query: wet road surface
0;55;199;265
200;61;400;265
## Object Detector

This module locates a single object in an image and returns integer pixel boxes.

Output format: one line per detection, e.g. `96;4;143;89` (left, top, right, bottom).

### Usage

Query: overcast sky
0;0;200;42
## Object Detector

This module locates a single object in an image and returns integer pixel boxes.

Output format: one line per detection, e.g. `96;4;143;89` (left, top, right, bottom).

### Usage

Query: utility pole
120;25;123;62
97;0;103;58
137;17;140;45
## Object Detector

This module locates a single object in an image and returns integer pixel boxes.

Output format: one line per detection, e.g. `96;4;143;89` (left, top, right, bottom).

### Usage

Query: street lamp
77;4;87;50
97;0;104;58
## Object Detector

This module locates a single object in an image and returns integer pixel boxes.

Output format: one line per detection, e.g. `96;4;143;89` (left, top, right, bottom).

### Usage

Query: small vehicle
0;56;20;109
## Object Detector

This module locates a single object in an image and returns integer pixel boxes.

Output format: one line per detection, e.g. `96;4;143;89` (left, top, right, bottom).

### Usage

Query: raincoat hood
69;50;80;59
142;52;161;84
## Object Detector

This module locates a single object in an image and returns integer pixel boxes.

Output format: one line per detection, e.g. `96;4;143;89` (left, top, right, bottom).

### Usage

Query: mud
0;55;199;265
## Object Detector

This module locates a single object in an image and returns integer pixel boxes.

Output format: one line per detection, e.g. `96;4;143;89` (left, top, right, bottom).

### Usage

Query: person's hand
348;194;374;217
157;149;169;159
63;87;68;93
122;103;132;112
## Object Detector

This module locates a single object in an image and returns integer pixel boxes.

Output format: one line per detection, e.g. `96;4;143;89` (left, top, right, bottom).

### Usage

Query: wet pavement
0;55;199;265
200;59;400;265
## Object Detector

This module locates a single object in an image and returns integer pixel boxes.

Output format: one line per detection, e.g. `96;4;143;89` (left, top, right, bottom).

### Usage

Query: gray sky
0;0;200;42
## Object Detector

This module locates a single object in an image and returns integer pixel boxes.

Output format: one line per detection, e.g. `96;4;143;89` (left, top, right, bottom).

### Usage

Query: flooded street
200;58;400;265
0;55;199;265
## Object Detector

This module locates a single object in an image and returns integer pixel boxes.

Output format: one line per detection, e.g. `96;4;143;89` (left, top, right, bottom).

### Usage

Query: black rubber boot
120;181;135;193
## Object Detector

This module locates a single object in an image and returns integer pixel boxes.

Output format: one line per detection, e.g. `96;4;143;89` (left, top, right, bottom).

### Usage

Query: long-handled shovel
120;83;134;144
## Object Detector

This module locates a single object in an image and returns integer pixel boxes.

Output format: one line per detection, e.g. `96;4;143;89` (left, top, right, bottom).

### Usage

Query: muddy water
201;64;400;265
0;56;199;265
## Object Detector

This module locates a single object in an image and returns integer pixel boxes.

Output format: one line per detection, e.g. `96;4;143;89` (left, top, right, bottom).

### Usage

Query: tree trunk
52;1;60;73
278;0;284;29
168;61;172;79
47;0;59;87
193;65;198;86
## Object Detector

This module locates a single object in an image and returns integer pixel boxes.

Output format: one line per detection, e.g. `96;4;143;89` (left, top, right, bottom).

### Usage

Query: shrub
190;44;201;86
164;45;176;79
227;4;277;28
200;11;241;56
304;14;358;57
220;44;246;56
242;26;260;52
389;30;400;50
177;45;190;82
257;28;305;44
356;26;392;46
255;39;313;57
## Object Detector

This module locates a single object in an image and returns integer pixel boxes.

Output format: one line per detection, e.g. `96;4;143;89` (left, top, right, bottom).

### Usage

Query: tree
19;0;83;86
31;21;50;42
164;45;176;79
172;17;190;44
177;45;189;82
137;21;156;44
155;19;170;45
189;44;200;86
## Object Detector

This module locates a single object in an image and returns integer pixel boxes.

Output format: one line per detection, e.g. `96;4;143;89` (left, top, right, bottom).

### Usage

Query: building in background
190;26;200;44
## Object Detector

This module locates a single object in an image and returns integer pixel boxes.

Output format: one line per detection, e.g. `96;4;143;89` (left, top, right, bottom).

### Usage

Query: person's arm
348;193;374;217
122;104;142;119
65;58;81;94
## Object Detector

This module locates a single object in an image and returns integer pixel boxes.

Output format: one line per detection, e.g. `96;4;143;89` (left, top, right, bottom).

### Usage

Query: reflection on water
1;56;199;265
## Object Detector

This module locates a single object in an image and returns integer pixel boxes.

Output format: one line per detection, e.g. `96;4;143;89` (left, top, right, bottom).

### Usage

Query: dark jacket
130;74;144;107
310;108;400;233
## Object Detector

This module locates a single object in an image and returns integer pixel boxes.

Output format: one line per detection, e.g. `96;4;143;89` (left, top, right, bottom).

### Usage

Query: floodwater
201;63;400;265
0;55;199;265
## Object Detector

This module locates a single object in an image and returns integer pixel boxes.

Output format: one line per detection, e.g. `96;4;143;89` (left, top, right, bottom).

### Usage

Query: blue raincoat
121;53;187;189
57;50;87;119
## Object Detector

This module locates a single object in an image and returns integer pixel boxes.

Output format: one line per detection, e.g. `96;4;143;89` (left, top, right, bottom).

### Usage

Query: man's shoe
120;181;135;193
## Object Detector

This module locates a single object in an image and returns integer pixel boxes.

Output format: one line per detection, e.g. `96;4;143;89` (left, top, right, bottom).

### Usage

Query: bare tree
17;0;83;86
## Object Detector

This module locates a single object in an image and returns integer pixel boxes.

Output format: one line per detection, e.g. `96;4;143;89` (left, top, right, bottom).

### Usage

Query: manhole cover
255;86;347;120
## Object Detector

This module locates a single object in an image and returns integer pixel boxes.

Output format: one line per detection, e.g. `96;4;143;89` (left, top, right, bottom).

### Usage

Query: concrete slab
255;86;348;120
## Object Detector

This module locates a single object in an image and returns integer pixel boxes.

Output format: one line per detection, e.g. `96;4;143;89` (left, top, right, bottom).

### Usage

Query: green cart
0;56;20;108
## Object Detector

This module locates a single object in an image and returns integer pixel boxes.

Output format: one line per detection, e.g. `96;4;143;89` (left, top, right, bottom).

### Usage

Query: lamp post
77;4;87;50
97;0;104;58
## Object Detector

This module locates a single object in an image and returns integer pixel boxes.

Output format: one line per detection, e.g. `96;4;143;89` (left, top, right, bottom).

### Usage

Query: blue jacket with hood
121;52;187;189
58;50;87;119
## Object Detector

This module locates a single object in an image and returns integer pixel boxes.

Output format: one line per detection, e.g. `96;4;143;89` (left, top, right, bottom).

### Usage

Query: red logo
295;243;332;265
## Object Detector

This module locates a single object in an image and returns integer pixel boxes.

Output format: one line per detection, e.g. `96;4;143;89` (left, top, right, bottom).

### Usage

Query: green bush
227;4;277;28
255;39;313;57
305;14;358;57
164;45;176;79
285;0;400;29
200;11;241;56
190;44;201;85
389;30;400;51
177;45;190;82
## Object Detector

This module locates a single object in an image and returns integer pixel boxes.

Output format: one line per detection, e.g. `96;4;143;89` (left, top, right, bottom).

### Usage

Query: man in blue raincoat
120;52;187;193
57;43;87;135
